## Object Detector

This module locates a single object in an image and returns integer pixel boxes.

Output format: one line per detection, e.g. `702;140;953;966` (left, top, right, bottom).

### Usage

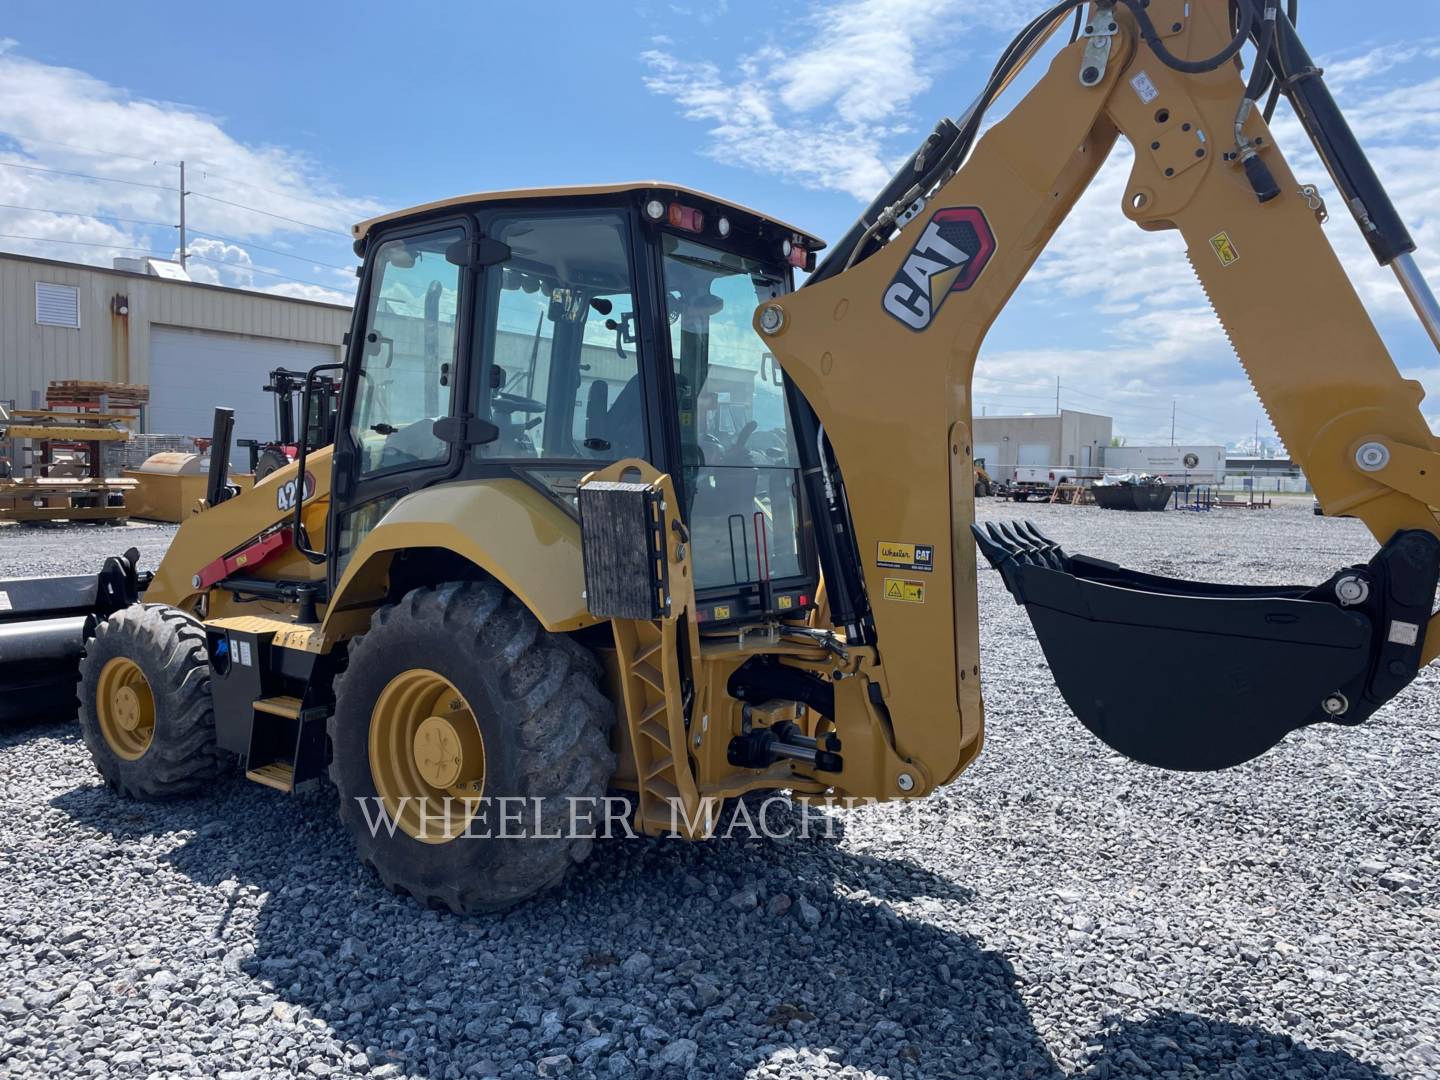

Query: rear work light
668;203;705;233
786;240;808;269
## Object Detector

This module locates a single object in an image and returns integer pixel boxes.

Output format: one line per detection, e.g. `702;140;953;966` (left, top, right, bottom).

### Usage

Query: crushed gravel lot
1;503;1436;1079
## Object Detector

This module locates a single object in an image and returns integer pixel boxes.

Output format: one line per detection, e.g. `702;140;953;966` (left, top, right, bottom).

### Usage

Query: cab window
662;234;803;591
350;228;463;476
479;213;646;461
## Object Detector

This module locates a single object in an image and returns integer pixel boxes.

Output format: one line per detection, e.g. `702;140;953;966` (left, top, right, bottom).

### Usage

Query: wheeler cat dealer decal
877;541;935;573
882;207;996;331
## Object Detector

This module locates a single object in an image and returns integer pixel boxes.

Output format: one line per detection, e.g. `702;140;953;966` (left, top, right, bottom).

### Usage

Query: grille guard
973;522;1440;770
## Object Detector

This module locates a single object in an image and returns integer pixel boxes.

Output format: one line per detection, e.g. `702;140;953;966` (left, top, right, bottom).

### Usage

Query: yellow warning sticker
1210;231;1240;267
777;595;794;610
713;605;731;620
883;577;926;604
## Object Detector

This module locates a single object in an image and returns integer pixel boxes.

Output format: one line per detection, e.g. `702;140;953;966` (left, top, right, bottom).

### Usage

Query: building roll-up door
148;326;340;457
1017;442;1050;467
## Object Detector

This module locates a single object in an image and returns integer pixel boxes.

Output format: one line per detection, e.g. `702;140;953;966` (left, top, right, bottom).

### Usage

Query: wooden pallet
0;477;136;523
46;379;148;410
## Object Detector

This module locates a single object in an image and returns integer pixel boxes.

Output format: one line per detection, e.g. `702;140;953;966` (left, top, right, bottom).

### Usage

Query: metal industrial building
973;409;1113;483
0;252;352;450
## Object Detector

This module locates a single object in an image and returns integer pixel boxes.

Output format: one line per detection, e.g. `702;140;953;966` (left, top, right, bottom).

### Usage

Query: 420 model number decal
882;207;996;331
275;471;317;512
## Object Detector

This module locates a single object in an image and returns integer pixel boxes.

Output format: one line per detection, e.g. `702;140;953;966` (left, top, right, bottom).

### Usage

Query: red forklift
236;367;339;482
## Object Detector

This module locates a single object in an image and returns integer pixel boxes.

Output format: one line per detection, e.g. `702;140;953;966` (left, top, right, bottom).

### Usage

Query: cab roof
351;181;825;250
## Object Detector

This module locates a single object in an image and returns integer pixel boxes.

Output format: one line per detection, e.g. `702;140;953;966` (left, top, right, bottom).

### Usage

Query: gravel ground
0;504;1436;1079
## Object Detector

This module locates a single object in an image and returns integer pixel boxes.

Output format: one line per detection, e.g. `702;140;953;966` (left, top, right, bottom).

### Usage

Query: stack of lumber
45;380;148;411
0;383;147;523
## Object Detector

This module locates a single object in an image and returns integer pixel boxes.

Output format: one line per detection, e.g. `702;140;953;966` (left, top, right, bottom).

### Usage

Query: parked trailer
1104;445;1227;484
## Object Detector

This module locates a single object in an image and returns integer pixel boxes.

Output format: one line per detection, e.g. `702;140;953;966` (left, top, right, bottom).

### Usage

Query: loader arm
757;0;1440;779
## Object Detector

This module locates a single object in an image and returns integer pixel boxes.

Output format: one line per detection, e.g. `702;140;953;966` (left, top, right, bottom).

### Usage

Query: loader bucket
0;548;147;722
973;522;1440;770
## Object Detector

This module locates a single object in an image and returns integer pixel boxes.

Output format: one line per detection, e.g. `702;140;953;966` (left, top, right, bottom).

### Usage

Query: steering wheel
494;391;546;414
721;421;758;465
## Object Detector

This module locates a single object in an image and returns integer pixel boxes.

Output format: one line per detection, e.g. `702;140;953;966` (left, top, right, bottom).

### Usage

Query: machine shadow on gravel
50;786;1395;1080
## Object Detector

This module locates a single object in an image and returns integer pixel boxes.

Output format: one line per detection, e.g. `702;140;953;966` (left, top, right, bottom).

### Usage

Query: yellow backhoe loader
5;0;1440;911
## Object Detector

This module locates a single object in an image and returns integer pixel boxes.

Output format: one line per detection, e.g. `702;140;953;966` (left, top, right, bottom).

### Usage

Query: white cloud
646;13;1440;446
0;43;371;301
642;0;1028;199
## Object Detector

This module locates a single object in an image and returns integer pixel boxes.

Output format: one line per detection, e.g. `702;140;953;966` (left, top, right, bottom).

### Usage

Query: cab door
329;220;474;580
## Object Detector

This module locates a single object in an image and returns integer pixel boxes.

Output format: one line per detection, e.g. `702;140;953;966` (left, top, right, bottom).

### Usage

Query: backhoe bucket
0;549;147;722
973;522;1440;770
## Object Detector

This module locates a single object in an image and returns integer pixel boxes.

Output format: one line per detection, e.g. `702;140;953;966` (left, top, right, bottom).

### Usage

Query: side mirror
433;415;500;448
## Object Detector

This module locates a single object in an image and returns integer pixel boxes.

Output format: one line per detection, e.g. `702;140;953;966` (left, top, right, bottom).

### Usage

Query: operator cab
336;183;825;625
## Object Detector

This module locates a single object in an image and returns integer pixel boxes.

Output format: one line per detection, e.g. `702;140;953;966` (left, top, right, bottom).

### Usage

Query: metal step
253;695;303;719
245;761;295;792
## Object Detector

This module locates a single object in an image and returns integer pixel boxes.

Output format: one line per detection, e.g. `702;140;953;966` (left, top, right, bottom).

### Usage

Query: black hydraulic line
807;117;962;287
1262;0;1299;122
1116;0;1255;74
1236;3;1282;202
1272;9;1414;266
811;0;1084;285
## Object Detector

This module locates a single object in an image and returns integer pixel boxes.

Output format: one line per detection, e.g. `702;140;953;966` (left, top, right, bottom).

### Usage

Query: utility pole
1170;400;1176;446
1055;376;1060;416
177;160;188;271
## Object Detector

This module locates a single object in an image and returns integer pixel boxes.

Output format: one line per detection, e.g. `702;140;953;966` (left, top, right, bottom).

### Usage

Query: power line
0;201;175;230
0;232;170;256
188;254;347;294
191;166;357;215
0;159;173;191
0;198;352;273
188;228;351;271
0;133;173;168
186;191;349;238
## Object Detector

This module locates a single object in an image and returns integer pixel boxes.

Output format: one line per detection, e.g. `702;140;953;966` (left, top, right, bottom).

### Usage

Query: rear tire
329;581;615;913
78;604;223;799
253;447;289;484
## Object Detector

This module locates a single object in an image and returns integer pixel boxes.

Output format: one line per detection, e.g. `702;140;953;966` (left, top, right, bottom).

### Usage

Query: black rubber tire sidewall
77;604;221;799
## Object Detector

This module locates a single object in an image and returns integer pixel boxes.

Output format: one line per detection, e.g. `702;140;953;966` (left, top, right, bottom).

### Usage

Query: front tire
329;581;615;913
78;605;223;799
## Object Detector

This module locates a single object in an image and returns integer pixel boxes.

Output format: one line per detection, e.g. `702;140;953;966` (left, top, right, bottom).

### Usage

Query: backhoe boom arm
757;0;1440;786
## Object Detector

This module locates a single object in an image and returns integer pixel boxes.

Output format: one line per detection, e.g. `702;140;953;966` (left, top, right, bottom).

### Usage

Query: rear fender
322;479;596;640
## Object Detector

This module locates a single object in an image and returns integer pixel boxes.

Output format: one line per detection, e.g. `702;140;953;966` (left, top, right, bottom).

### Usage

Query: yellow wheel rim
96;657;155;761
369;669;486;844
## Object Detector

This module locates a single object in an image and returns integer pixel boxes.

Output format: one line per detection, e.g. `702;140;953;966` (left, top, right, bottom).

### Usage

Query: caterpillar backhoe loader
4;0;1440;911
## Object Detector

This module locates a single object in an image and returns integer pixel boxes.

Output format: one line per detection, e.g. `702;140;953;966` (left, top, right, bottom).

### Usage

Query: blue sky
2;1;1439;448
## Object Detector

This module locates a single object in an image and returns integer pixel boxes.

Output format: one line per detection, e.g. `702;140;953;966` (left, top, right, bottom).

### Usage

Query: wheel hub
113;686;141;731
95;657;155;760
414;714;478;789
369;670;486;844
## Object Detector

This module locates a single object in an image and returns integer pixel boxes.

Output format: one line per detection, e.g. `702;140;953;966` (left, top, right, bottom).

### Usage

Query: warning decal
883;577;926;604
877;541;935;573
0;591;10;612
1210;231;1240;267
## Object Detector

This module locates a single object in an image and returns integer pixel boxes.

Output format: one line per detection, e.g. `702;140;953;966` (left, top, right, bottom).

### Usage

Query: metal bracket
1299;184;1329;224
1079;4;1119;87
1349;437;1440;507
